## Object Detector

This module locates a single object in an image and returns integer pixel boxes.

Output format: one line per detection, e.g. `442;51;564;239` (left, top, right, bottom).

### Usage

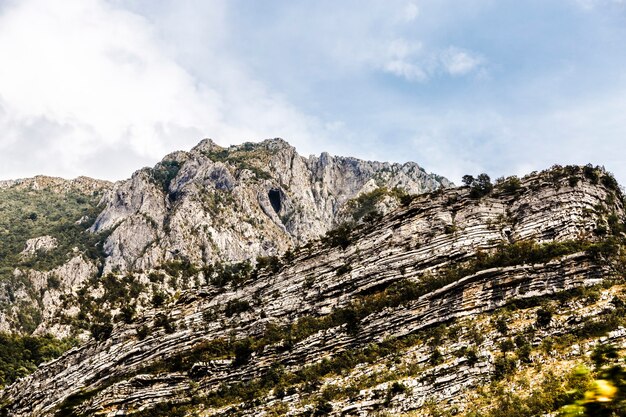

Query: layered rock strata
1;168;622;416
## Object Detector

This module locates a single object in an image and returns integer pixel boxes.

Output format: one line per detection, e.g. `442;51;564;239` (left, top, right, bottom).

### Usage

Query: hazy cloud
440;47;484;76
575;0;626;10
381;39;484;81
0;0;332;180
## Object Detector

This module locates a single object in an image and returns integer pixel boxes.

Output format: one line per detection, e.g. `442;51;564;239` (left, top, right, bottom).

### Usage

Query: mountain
0;138;449;339
92;138;451;274
1;158;625;417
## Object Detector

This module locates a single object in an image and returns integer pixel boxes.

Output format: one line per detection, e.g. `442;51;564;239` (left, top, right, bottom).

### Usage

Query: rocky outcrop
0;256;98;337
1;166;622;416
91;138;451;273
20;236;58;257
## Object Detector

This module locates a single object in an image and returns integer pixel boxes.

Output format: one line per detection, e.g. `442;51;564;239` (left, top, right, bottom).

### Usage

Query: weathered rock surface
1;166;622;416
20;236;58;257
92;138;450;273
0;138;449;337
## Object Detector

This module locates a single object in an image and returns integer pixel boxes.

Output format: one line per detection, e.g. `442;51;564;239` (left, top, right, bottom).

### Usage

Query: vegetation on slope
55;233;622;417
0;184;110;334
0;186;105;275
201;143;273;180
0;332;76;389
345;187;408;222
108;281;626;417
4;163;625;414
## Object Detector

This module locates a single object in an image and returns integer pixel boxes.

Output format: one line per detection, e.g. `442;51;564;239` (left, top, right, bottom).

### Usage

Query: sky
0;0;625;184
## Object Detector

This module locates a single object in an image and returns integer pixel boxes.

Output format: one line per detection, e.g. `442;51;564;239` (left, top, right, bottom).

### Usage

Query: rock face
1;165;623;417
0;138;449;337
92;138;450;274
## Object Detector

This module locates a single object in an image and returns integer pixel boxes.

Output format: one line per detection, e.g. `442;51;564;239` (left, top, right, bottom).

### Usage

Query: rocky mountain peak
256;137;295;152
191;138;224;154
87;138;450;275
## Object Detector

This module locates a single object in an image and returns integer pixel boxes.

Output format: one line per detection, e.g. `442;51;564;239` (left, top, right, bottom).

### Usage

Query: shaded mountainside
2;163;626;417
0;138;448;339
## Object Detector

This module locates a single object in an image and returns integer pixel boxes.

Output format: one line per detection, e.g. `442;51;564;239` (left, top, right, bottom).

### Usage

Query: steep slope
0;139;448;342
2;164;623;417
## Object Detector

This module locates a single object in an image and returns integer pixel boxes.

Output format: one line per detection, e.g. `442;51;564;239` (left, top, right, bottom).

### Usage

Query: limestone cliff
92;138;450;274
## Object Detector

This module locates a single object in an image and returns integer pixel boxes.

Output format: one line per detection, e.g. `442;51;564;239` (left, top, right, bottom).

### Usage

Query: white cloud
380;39;484;82
388;38;422;59
440;47;483;76
403;2;420;22
0;0;333;180
384;60;428;82
382;38;428;81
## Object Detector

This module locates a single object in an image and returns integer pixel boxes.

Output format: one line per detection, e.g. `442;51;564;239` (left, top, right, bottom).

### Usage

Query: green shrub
583;164;600;184
430;348;443;365
204;260;254;287
255;256;282;274
90;321;113;341
493;354;516;381
46;275;61;290
389;381;409;395
0;333;75;388
495;316;509;335
444;224;457;234
119;304;136;324
499;339;515;353
601;172;620;192
515;336;532;363
233;338;254;366
336;263;352;276
501;176;522;194
465;347;479;365
535;307;553;328
463;173;494;198
224;299;252;317
161;259;199;279
590;344;618;368
314;400;333;416
321;222;356;249
154;314;175;334
136;325;150;340
151;291;167;308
